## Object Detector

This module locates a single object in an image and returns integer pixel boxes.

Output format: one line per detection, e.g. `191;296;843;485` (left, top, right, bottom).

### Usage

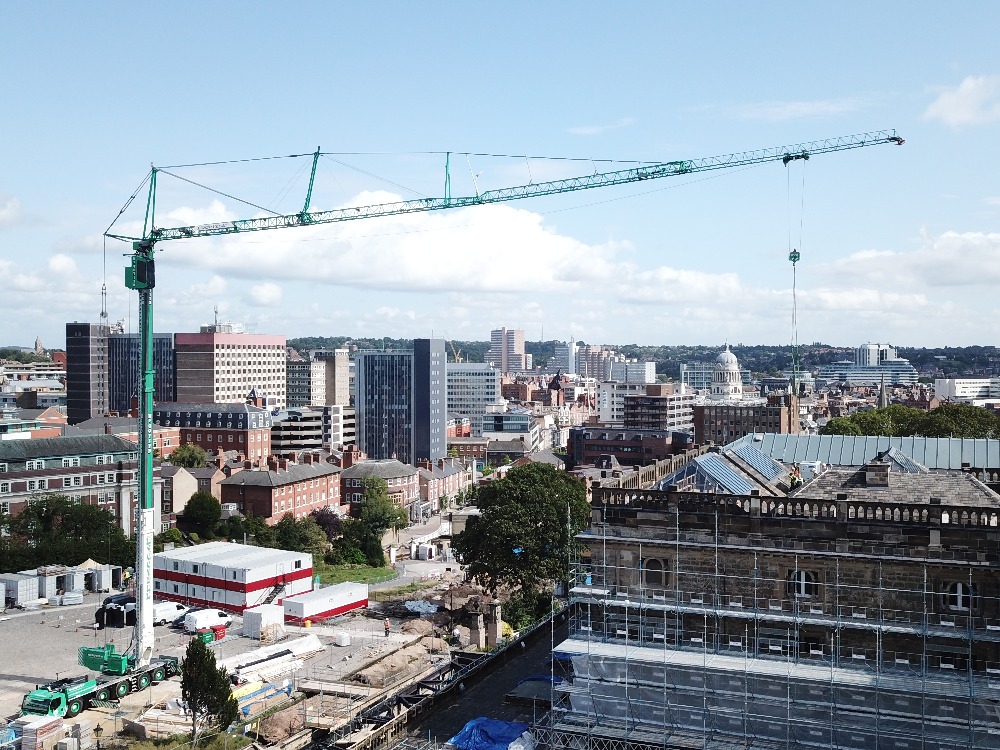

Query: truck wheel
138;674;151;689
116;682;131;698
96;688;110;702
66;699;83;718
152;668;166;683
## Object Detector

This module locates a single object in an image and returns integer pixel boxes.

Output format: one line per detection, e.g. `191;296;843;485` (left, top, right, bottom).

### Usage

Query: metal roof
732;444;786;481
726;434;1000;470
692;453;755;495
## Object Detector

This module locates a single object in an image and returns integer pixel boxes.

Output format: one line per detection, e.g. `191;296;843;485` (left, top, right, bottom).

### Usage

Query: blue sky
2;3;999;349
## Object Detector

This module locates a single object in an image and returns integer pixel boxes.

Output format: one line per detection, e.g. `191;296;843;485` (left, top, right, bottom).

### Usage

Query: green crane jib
107;131;903;244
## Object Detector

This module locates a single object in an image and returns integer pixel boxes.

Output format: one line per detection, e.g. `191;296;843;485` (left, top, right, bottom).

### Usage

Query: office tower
487;327;526;372
355;339;446;463
310;348;351;405
174;324;286;407
107;332;176;416
554;338;578;375
286;350;326;407
66;322;108;424
447;362;501;437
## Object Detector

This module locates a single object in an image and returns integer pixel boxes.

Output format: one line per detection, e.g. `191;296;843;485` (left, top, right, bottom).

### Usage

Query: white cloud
733;98;862;122
47;254;78;275
248;282;283;307
161;193;615;296
924;75;1000;126
567;118;635;136
0;195;21;227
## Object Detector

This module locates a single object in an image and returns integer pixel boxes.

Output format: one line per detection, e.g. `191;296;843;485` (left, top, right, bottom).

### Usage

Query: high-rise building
174;325;286;407
577;344;623;379
816;342;918;386
355;339;446;463
107;332;176;416
286;351;326;407
446;362;501;437
553;339;578;375
608;360;657;384
311;348;351;405
66;322;108;424
487;327;526;372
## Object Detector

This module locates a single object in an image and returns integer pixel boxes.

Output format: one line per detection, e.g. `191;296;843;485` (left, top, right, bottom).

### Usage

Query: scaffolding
543;500;1000;750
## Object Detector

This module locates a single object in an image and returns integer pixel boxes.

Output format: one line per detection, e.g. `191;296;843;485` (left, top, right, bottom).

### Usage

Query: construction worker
384;618;390;637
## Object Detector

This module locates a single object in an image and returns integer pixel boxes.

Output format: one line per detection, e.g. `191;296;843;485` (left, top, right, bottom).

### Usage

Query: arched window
786;570;818;598
947;582;975;611
643;558;666;588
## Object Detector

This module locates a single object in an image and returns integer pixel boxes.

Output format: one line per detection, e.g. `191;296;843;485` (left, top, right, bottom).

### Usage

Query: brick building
416;457;471;513
220;452;341;524
153;402;273;461
693;393;799;444
0;434;161;536
340;457;420;520
566;425;689;470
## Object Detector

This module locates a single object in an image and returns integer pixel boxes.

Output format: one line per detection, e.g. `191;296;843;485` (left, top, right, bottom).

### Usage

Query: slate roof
487;439;529;454
220;462;341;488
726;434;1000;470
0;434;137;461
800;465;1000;508
340;459;417;480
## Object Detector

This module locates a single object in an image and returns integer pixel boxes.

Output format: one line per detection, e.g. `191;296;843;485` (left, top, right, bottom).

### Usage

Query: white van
184;609;232;633
152;601;190;626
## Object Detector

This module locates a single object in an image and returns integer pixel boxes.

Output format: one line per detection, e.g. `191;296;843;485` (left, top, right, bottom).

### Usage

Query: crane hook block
126;248;156;290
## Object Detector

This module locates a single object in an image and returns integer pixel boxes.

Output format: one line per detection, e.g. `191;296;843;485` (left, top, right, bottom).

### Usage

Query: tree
453;463;590;594
184;492;221;535
273;514;329;556
181;637;239;747
359;477;408;537
2;494;133;570
922;403;1000;439
170;444;208;468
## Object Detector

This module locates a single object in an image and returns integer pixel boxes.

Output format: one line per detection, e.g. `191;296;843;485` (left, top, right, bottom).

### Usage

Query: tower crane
31;130;902;717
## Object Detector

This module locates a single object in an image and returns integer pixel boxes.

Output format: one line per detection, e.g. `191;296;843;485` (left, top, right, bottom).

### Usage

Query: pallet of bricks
13;716;64;750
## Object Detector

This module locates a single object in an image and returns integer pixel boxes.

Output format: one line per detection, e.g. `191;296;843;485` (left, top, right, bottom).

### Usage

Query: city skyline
3;5;1000;348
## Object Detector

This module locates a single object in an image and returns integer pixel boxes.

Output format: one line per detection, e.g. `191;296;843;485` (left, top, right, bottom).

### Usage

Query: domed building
710;345;743;400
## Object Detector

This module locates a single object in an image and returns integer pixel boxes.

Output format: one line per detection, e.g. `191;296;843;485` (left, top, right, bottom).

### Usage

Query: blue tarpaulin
447;717;529;750
515;674;563;686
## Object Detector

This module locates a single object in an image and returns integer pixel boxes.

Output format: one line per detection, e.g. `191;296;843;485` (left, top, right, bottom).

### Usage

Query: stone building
545;450;1000;750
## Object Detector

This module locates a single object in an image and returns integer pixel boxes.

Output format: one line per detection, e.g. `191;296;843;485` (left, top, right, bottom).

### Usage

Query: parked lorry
21;646;179;718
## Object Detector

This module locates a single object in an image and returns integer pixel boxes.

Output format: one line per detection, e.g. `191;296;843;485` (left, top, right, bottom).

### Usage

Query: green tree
154;527;184;552
273;514;329;556
184;492;222;535
453;463;590;594
2;494;133;570
181;637;239;747
820;416;863;436
170;444;209;468
923;403;1000;438
359;477;408;537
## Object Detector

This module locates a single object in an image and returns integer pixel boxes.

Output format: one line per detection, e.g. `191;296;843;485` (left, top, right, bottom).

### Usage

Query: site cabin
21;652;180;718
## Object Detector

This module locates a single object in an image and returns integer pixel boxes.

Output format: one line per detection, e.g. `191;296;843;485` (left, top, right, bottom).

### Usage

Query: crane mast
111;130;902;670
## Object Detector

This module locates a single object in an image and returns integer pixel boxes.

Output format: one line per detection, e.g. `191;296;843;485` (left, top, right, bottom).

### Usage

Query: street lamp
93;723;103;750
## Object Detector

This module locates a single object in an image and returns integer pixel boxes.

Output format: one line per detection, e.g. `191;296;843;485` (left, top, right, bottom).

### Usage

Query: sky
2;3;999;350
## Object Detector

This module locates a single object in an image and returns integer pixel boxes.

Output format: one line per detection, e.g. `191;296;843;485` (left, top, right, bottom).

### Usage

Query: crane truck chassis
21;646;179;718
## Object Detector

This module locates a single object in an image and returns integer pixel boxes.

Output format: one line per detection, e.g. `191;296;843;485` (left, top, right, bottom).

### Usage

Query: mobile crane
21;131;902;718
